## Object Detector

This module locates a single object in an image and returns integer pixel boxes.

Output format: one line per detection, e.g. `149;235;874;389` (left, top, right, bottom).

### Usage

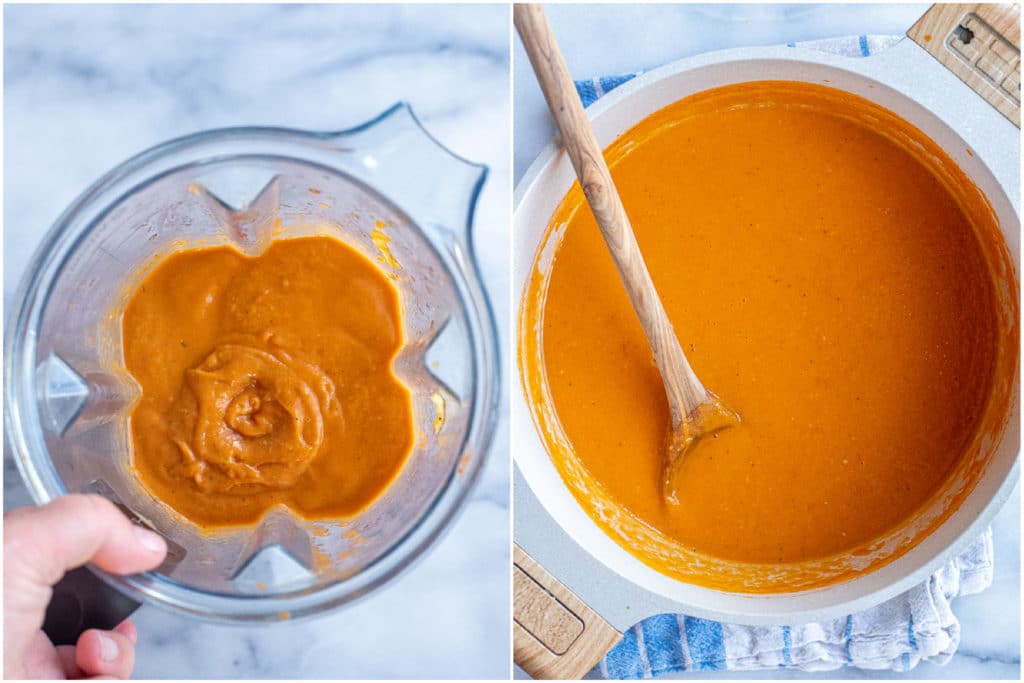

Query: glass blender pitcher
4;103;500;628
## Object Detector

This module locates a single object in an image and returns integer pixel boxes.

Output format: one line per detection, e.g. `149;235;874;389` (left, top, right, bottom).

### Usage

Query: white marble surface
4;4;509;679
513;3;1019;680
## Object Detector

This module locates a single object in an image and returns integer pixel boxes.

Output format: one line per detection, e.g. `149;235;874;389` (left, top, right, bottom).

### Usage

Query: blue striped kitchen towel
577;36;997;678
599;531;994;677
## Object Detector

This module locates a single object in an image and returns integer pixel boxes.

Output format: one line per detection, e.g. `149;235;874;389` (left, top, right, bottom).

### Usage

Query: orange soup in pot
123;235;415;529
520;81;1018;591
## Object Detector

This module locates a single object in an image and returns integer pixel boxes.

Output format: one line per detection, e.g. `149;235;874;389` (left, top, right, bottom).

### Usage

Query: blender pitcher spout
324;102;488;244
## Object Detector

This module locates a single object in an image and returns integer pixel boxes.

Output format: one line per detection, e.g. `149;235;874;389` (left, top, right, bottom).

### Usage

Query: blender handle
907;3;1020;127
43;566;141;646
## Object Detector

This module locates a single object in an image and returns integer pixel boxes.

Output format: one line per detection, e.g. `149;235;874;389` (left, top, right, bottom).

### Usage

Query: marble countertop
4;4;509;679
513;3;1019;680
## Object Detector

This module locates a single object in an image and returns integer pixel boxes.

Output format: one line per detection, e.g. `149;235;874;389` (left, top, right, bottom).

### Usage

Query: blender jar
5;103;500;621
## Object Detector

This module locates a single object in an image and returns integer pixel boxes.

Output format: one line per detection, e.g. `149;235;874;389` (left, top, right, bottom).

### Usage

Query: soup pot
513;4;1019;678
5;103;500;635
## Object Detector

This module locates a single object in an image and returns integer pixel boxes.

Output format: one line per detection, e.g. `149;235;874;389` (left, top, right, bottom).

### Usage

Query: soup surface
123;235;413;528
525;82;1014;586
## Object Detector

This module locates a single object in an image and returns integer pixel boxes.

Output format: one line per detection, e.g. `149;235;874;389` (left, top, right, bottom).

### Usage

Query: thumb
4;495;167;661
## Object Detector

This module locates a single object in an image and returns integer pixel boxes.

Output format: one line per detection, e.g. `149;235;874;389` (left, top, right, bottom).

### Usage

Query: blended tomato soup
123;235;413;528
522;82;1016;589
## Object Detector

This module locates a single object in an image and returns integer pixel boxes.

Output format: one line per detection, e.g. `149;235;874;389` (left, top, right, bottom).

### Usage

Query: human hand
4;494;167;679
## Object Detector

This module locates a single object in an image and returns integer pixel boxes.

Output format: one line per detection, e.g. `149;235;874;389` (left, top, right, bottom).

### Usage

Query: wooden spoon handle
514;3;706;420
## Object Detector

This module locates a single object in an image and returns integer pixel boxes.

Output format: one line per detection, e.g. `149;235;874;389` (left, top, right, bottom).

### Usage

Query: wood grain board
908;3;1021;126
514;545;622;679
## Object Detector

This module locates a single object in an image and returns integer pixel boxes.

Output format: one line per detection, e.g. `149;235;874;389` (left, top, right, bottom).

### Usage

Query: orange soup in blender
123;235;414;528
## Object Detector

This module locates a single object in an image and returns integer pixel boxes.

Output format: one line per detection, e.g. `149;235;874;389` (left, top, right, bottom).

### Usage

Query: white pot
513;39;1020;627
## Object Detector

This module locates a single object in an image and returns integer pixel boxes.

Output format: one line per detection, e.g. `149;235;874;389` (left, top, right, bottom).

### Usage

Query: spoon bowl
663;392;742;505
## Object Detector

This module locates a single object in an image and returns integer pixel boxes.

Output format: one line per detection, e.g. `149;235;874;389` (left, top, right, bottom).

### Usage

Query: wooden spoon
515;3;741;504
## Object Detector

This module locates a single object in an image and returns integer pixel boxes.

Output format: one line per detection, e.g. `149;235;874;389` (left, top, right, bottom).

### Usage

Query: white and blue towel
599;530;993;677
574;34;901;107
574;36;995;678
